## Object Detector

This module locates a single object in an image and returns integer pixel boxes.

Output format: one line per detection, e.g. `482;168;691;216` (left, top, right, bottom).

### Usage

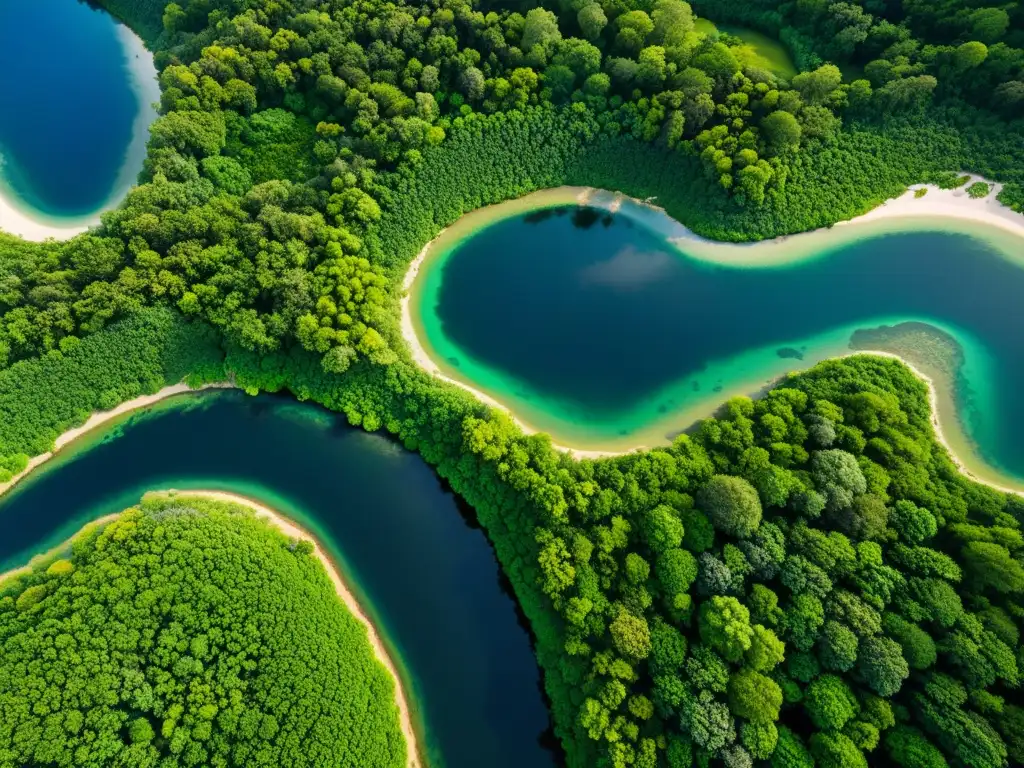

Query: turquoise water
0;0;155;222
418;204;1024;481
0;391;557;768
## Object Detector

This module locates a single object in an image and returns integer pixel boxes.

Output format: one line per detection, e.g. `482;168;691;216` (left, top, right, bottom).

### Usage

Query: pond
410;189;1024;488
0;390;558;768
0;0;158;240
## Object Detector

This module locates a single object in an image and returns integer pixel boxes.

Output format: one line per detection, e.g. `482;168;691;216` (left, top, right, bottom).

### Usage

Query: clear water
0;0;154;219
0;391;558;768
419;204;1024;482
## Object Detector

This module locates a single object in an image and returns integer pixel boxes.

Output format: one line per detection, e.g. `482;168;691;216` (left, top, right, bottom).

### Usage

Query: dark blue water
431;205;1024;476
0;391;557;768
0;0;143;216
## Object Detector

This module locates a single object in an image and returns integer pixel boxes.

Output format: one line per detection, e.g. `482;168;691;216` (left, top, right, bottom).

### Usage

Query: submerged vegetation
0;495;406;768
0;0;1023;766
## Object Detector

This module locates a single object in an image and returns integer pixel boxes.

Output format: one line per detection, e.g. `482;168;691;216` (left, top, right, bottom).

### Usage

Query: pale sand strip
0;382;235;498
144;489;424;768
0;24;159;241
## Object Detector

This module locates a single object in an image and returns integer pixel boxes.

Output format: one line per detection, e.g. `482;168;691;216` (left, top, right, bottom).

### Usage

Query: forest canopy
0;0;1022;767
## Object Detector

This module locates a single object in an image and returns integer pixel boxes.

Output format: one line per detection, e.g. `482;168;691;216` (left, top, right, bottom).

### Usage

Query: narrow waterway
0;390;558;768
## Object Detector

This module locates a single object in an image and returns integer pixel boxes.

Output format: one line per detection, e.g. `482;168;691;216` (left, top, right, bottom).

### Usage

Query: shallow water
0;391;557;768
415;202;1024;483
0;0;156;223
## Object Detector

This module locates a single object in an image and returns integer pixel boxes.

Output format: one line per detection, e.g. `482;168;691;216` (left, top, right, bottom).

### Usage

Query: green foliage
4;0;1024;765
0;309;223;479
804;674;859;731
697;475;763;538
0;497;405;767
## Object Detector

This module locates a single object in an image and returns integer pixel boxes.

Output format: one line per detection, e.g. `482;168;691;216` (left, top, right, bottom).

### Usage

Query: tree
810;731;867;768
699;596;754;662
811;450;867;512
856;635;909;696
610;607;653;660
818;620;858;672
890;500;937;544
641;504;685;551
577;4;607;41
521;8;561;61
761;111;802;156
961;541;1024;593
883;614;936;670
792;65;843;106
772;727;813;768
742;721;778;759
804;674;858;731
728;668;782;724
884;726;949;768
698;476;762;539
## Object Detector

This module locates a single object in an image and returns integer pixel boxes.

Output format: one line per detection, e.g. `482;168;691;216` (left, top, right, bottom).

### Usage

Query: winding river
0;390;558;768
0;0;158;239
409;187;1024;487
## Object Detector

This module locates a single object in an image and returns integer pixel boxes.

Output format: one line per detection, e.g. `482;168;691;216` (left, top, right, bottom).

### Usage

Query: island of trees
0;0;1023;766
0;495;407;768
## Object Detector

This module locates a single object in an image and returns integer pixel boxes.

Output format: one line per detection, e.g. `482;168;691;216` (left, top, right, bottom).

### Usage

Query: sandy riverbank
0;24;159;241
146;489;424;768
582;175;1024;266
0;381;234;498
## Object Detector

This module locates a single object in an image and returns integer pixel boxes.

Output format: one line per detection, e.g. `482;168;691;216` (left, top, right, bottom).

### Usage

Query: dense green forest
0;0;1023;765
0;495;406;768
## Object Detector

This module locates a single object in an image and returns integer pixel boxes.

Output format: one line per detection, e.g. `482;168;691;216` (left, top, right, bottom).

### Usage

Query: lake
0;390;558;768
0;0;158;238
412;193;1024;486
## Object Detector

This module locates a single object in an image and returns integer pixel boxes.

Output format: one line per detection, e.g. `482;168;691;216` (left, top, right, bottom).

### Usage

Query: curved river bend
411;190;1024;487
0;391;557;768
0;0;158;239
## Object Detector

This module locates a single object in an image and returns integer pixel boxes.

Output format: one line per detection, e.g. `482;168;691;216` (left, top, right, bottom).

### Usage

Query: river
411;192;1024;486
0;390;558;768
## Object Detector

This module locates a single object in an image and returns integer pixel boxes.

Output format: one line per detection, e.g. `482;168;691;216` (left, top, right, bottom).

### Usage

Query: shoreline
150;489;425;768
0;381;235;499
399;180;1024;493
0;22;159;242
0;513;120;587
839;352;1024;497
